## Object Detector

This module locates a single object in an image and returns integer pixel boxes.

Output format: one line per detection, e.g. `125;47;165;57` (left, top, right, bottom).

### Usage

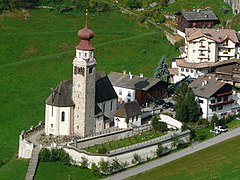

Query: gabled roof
189;76;227;98
108;72;166;91
185;28;239;43
46;73;117;107
114;101;141;118
46;80;74;107
180;10;218;21
95;73;118;103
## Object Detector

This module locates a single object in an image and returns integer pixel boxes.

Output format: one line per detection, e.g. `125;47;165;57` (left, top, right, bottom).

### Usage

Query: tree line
0;0;111;13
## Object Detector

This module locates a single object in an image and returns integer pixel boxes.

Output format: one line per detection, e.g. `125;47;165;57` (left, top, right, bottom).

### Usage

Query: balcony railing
209;99;235;107
216;91;233;97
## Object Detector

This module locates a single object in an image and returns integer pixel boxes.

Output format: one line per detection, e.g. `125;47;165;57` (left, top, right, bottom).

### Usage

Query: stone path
25;146;40;180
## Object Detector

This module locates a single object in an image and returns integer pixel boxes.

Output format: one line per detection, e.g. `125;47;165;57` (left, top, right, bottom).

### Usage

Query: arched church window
85;52;87;58
61;111;65;122
89;67;93;74
79;52;81;58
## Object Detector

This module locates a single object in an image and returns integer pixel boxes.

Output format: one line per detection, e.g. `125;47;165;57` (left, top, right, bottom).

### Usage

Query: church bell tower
72;13;96;137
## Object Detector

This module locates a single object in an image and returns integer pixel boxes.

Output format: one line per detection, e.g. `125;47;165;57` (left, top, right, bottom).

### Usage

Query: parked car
162;103;170;109
166;102;174;107
215;126;228;132
210;129;221;135
155;99;165;106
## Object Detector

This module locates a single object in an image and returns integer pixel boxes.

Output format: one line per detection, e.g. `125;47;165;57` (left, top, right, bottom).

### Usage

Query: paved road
105;128;240;180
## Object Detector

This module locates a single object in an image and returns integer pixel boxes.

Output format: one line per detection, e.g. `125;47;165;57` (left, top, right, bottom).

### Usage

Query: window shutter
74;66;77;75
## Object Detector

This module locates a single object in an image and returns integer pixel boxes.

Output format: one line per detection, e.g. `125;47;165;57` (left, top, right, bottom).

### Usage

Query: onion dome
78;25;94;40
75;13;95;51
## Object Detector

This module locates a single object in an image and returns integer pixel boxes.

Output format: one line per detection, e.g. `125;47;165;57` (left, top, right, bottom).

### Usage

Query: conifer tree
154;55;170;82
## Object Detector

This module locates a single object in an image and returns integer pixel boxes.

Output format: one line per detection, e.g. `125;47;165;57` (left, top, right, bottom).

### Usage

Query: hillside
0;8;178;177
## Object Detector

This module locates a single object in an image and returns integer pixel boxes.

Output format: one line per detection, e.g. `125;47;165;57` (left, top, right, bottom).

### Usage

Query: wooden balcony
216;91;233;97
209;99;235;107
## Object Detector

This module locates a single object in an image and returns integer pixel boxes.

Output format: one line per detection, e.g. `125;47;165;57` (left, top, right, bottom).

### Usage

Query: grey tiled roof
46;80;75;107
114;101;141;118
95;73;118;103
181;10;218;21
189;76;226;98
108;72;161;91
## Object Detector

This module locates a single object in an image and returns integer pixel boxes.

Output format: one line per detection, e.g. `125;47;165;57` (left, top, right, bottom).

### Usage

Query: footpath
105;127;240;180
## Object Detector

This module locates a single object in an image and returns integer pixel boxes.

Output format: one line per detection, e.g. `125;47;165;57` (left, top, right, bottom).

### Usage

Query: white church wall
45;105;73;136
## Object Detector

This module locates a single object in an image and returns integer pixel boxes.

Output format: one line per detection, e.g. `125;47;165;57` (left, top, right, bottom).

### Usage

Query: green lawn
0;158;28;180
84;129;165;153
35;162;103;180
128;135;240;180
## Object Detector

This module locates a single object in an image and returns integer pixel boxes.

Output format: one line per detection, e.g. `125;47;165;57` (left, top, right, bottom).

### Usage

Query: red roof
76;23;95;51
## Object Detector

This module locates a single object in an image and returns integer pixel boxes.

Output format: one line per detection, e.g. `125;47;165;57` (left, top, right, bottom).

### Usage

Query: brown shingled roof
169;68;179;75
114;101;141;118
185;28;239;43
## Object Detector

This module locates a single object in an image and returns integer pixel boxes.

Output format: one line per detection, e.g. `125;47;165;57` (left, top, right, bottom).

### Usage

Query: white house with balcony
170;28;239;83
189;76;240;120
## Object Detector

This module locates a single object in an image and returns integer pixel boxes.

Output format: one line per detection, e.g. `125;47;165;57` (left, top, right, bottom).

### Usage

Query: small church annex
45;17;118;137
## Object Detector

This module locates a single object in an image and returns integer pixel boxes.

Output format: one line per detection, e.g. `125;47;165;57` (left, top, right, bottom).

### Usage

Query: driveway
104;127;240;180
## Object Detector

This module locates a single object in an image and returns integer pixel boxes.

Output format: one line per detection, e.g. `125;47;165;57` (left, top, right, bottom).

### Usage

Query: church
44;16;118;137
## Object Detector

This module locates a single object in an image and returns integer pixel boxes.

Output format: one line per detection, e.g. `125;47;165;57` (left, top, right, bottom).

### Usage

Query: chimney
140;73;144;78
129;72;133;79
202;80;208;86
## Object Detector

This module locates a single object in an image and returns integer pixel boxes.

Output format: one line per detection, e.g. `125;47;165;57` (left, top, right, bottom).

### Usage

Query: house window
190;69;194;73
127;98;131;102
61;111;65;122
199;99;203;104
217;97;221;102
212;107;216;111
127;91;131;97
89;67;93;74
51;124;53;128
119;89;122;95
103;103;105;113
193;42;196;45
181;68;184;72
186;68;189;72
110;100;113;111
211;99;215;104
193;50;196;53
79;52;81;58
51;106;53;117
223;96;228;101
85;52;87;58
218;105;223;110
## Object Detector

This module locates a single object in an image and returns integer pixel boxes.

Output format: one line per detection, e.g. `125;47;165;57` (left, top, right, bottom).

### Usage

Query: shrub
177;142;189;149
98;158;110;174
39;148;71;165
98;146;108;154
132;153;143;164
91;162;99;172
39;148;51;162
110;158;124;172
80;156;88;168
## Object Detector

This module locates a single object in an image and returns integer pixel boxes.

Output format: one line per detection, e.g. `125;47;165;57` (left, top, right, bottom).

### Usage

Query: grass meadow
0;8;178;177
128;135;240;180
35;162;104;180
